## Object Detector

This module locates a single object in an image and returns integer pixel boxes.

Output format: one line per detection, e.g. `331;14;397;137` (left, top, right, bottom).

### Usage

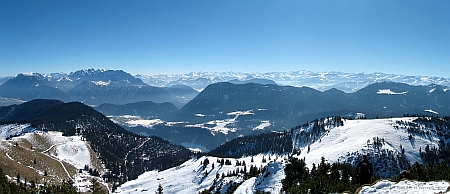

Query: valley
0;69;449;193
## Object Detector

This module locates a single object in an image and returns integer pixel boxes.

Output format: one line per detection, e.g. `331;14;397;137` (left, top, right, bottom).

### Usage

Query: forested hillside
0;99;192;191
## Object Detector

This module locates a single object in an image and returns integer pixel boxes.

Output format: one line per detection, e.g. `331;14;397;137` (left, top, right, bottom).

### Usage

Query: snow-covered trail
38;138;73;178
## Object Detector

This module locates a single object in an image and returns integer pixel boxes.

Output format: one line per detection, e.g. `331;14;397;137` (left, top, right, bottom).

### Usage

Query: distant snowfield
180;142;209;152
91;80;111;86
187;109;269;135
253;120;271;130
125;119;164;128
377;89;408;95
109;115;164;128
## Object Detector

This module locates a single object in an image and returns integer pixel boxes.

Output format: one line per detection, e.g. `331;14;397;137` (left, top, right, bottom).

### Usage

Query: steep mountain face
0;73;71;102
0;99;191;191
137;71;450;92
68;69;146;87
49;69;148;92
67;81;173;105
0;69;196;106
61;69;175;105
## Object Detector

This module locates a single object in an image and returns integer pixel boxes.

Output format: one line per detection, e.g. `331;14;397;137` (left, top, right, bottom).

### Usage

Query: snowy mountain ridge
115;116;450;193
293;117;436;177
3;69;449;93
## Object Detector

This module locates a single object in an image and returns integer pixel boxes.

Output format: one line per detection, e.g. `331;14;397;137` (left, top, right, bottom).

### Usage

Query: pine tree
90;179;107;194
156;183;164;194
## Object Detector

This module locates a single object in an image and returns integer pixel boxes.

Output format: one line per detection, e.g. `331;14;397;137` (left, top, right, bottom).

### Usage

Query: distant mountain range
1;69;449;106
1;69;449;150
0;69;199;107
105;81;450;150
1;68;450;193
136;71;450;92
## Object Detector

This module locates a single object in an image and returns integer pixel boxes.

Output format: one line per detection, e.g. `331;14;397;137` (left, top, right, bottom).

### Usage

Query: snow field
297;118;440;171
116;154;285;194
0;124;33;140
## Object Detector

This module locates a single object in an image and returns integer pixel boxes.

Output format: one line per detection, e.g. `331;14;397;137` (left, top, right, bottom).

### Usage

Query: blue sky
1;0;449;77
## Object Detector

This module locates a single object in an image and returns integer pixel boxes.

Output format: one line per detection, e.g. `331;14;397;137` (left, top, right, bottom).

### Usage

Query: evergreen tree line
198;158;269;194
282;157;362;193
397;116;450;165
0;167;79;194
282;156;450;193
291;116;344;148
406;161;450;182
208;132;292;158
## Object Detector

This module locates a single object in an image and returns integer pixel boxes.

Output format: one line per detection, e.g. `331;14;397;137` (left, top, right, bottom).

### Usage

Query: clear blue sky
1;0;449;77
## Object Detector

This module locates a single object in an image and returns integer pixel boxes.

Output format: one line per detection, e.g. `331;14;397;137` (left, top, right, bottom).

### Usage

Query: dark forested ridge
177;81;450;128
208;132;293;158
208;116;344;158
0;99;192;191
94;101;179;119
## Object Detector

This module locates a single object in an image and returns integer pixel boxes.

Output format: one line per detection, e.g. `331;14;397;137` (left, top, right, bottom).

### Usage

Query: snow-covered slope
115;154;285;194
0;123;34;140
0;125;107;192
294;118;440;177
35;131;91;169
116;117;449;193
